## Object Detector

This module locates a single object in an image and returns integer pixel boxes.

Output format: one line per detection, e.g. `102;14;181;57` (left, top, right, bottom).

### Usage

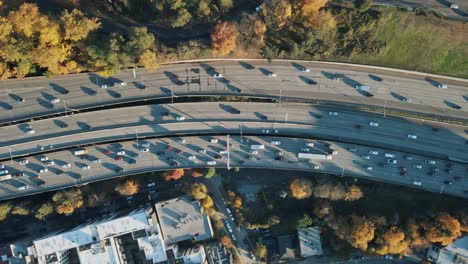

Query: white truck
0;174;12;181
251;144;265;150
298;153;332;160
355;85;370;92
73;149;88;156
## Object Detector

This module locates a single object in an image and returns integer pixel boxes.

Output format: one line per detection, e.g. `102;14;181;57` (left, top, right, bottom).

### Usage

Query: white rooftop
78;240;119;264
96;211;150;239
297;227;323;257
155;196;213;244
34;225;96;257
437;236;468;264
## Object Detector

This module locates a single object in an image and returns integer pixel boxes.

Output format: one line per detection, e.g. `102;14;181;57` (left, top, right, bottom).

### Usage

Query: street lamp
226;135;231;170
440;185;445;194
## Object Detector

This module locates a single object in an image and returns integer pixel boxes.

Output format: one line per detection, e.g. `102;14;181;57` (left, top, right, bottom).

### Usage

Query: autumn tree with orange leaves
221;235;233;248
423;213;462;246
116;180;140;196
52;189;83;215
375;226;410;255
164;169;185;181
211;21;239;56
290;178;313;199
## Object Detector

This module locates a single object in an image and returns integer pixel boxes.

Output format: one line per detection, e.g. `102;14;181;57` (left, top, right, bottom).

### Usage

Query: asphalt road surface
1;102;466;162
1;60;467;124
0;135;466;200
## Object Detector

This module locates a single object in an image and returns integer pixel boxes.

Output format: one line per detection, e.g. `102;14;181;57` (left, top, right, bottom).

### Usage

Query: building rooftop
155;196;213;244
434;236;468;264
96;211;151;239
277;235;296;262
34;225;96;257
297;227;322;257
205;242;231;264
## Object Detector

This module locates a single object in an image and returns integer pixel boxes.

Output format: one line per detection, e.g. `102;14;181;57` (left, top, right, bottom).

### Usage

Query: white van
271;141;281;146
206;161;217;166
18;185;29;191
384;153;395;158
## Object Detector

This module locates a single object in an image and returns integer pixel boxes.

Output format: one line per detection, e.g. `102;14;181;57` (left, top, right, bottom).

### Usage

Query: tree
59;9;101;42
116;180;140;196
268;215;281;225
355;0;373;12
423;213;462;246
290;178;313;199
255;242;267;259
233;196;242;208
344;185;363;201
313;183;345;200
0;202;12;221
35;202;54;221
261;0;292;30
204;167;216;178
190;183;208;200
138;50;159;71
11;202;30;216
87;192;107;207
211;21;239;56
297;213;313;228
126;27;155;58
375;226;410;256
221;235;233;248
171;8;192;28
406;219;427;248
52;189;83;215
201;195;214;209
164;169;185;181
218;0;233;11
197;0;211;17
293;0;328;14
238;14;267;47
348;215;375;250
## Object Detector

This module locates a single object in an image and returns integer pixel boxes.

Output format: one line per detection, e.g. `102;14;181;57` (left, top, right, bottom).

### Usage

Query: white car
142;143;150;148
414;164;423;169
45;161;55;166
268;73;277;77
210;139;218;143
17;185;30;191
313;165;320;170
362;155;371;160
366;166;373;171
206;161;217;166
38;168;48;173
81;165;91;170
177;139;186;144
300;148;310;152
40;156;49;162
50;98;60;104
100;84;108;89
62;163;71;168
271;141;281;146
426;160;436;165
388;159;397;164
407;134;417;139
213;73;223;78
255;5;262;11
117;150;126;156
369;122;379;127
328;112;338;116
91;158;101;164
140;148;149;152
176;116;185;121
249;150;258;155
219;150;228;154
188;155;196;160
369;150;379;155
198;149;207;154
306;142;314;147
26;129;35;135
413;181;422;186
331;150;338;155
301;67;310;72
19;159;29;165
438;84;448;89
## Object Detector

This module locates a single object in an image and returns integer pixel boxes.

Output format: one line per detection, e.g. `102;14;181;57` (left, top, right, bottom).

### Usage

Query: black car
214;154;222;159
129;159;137;164
167;157;174;161
37;179;45;186
115;167;125;173
55;169;64;175
170;161;178;166
156;151;164;156
14;171;24;177
400;171;407;176
161;112;170;117
275;156;284;161
444;180;453;185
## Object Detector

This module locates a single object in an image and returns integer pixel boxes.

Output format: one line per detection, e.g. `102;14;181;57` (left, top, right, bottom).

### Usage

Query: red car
104;149;112;155
166;145;173;151
115;156;123;161
176;150;183;155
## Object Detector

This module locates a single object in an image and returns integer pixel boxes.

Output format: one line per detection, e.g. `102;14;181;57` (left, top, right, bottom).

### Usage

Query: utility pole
226;135;231;170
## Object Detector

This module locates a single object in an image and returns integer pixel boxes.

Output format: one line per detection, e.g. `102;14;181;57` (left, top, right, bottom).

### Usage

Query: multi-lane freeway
0;135;466;200
1;60;467;124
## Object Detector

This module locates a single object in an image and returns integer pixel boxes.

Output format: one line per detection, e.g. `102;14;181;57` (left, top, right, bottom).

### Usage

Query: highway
0;135;466;200
1;60;467;124
1;102;467;162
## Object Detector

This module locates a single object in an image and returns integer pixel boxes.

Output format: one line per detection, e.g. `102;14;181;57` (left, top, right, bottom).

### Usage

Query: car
300;148;310;152
198;149;206;154
40;156;49;162
437;84;448;89
249;155;256;160
206;161;217;165
366;166;373;171
219;150;228;155
100;84;108;89
405;156;413;160
91;158;101;164
388;159;397;164
116;167;125;173
444;180;453;185
147;182;156;187
38;168;48;173
271;141;281;146
407;134;417;139
170;161;178;166
432;167;440;172
369;122;379;127
400;171;407;176
140;148;149;152
18;159;29;165
62;163;71;168
413;164;423;169
115;82;126;86
14;171;24;177
210;138;218;143
268;73;277;77
176;116;185;121
255;5;262;11
36;179;45;186
50;98;60;104
214;154;222;159
362;155;370;160
55;169;64;175
115;156;124;161
426;160;436;165
26;129;35;134
328;111;338;116
188;155;196;160
45;161;55;166
116;150;125;156
81;165;91;170
301;67;310;72
369;150;379;155
275;156;284;161
131;153;140;159
103;149;112;155
330;150;338;155
313;165;320;170
166;145;173;151
306;142;314;147
16;97;25;103
276;151;284;156
249;150;258;155
333;74;343;81
176;150;183;155
142;143;150;148
450;4;459;9
348;147;357;152
156;151;164;156
213;73;223;78
177;139;186;144
402;97;412;102
413;181;422;186
129;159;136;164
17;185;30;191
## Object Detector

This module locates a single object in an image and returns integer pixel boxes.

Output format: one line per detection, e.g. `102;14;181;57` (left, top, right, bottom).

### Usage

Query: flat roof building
297;227;323;258
155;196;213;244
427;236;468;264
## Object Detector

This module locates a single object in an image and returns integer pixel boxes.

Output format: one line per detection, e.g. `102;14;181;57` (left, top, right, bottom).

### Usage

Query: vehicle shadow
254;112;268;120
0;101;12;110
239;61;255;70
291;62;305;71
8;93;22;102
53;120;68;128
49;83;69;94
299;76;317;85
132;81;146;90
219;103;240;114
343;75;361;88
259;68;272;76
226;84;242;93
368;74;383;82
163;71;185;85
443;100;461;109
424;77;441;87
36;98;53;109
80;86;97;96
321;70;335;80
200;63;215;74
107;90;122;98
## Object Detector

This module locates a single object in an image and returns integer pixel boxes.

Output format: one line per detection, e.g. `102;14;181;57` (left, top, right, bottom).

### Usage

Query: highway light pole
226;135;231;170
440;185;445;194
